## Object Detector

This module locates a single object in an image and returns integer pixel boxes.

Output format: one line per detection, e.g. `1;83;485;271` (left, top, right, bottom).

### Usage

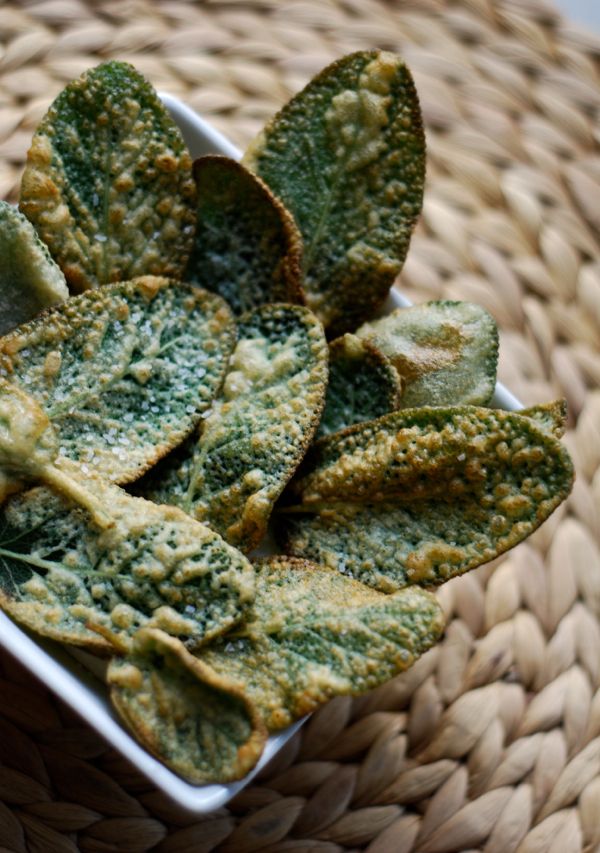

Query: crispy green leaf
0;202;68;335
20;61;196;292
0;380;127;529
198;557;444;730
243;50;425;335
0;276;236;484
278;407;574;591
521;399;567;438
185;156;304;314
0;474;255;653
317;333;401;437
356;301;499;407
145;304;328;552
287;406;553;506
108;629;267;783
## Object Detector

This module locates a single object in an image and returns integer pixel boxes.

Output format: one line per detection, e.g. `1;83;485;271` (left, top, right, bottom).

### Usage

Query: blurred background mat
1;1;600;851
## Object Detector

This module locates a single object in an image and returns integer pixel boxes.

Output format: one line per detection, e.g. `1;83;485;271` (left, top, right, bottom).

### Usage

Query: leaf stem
0;547;61;574
41;465;113;530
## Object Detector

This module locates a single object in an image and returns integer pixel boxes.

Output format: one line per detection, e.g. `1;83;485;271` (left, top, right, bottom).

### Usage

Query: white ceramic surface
0;96;522;812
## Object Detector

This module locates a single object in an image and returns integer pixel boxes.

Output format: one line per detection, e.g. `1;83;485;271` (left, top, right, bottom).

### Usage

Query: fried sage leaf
146;304;328;552
356;301;499;408
521;399;567;438
279;407;574;591
108;629;267;783
0;474;254;653
0;202;68;335
0;276;236;484
243;50;425;335
317;334;401;437
198;557;444;730
20;61;196;292
185;156;303;314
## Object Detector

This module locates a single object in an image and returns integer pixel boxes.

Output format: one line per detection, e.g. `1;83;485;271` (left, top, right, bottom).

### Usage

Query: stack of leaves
0;53;574;784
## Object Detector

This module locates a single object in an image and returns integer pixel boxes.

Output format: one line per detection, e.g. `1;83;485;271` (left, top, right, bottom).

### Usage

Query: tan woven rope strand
1;1;600;850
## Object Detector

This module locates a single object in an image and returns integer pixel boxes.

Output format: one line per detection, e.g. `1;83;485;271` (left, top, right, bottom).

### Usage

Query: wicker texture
1;1;600;850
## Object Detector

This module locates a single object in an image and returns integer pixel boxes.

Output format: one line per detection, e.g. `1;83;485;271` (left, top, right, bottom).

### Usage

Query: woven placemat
1;1;600;850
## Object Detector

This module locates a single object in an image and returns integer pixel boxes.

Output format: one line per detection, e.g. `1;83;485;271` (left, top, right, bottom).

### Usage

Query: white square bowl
0;95;522;812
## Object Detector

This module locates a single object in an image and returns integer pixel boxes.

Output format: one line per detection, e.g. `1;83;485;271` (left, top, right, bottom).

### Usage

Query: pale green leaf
0;276;236;484
356;301;499;408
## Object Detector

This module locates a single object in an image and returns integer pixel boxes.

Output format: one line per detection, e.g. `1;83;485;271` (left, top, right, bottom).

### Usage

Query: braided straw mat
1;1;600;851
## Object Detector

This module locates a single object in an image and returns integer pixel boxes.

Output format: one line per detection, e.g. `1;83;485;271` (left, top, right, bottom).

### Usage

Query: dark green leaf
0;202;68;335
317;333;401;437
243;50;425;335
20;61;196;292
186;156;303;314
0;276;236;484
108;629;267;783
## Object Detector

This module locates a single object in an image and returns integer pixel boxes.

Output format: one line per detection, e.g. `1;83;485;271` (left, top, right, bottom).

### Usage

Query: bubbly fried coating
198;557;445;730
0;475;255;654
0;277;236;484
243;50;425;336
20;61;196;292
186;156;304;314
108;629;267;783
520;399;568;438
0;202;68;335
356;300;499;407
278;407;574;591
317;333;401;437
146;304;328;552
0;380;59;503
